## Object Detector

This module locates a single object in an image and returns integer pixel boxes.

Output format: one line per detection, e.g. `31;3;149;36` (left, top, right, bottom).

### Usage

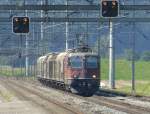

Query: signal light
15;18;19;22
12;16;30;34
101;0;119;17
23;18;28;24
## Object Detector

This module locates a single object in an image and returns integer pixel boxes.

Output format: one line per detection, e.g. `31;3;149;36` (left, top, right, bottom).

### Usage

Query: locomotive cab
65;51;100;96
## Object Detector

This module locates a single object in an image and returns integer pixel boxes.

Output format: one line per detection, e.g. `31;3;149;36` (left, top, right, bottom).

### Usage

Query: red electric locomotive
37;47;100;96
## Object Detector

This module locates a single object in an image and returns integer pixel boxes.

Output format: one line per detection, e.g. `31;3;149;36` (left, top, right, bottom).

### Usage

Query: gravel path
0;80;55;114
109;96;150;109
19;79;127;114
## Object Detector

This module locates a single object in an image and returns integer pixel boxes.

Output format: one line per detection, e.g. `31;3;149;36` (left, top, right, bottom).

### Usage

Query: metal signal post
65;0;69;51
101;0;119;89
109;18;115;89
131;0;136;95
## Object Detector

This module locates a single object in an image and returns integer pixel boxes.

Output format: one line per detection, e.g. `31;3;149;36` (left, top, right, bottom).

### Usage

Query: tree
93;35;109;58
0;56;10;65
141;51;150;61
124;49;140;61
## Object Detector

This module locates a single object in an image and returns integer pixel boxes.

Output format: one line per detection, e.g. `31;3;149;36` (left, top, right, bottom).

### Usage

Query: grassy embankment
0;66;27;77
101;59;150;96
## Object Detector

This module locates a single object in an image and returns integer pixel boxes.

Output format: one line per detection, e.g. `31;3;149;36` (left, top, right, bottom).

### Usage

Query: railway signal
12;16;29;33
101;0;119;17
101;0;119;89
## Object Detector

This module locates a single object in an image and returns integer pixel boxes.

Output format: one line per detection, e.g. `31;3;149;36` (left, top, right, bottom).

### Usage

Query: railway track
89;96;150;114
0;78;83;114
1;77;150;114
21;78;150;114
96;89;150;102
137;96;150;102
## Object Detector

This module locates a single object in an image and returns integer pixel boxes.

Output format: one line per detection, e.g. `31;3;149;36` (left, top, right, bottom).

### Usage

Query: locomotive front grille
71;79;99;88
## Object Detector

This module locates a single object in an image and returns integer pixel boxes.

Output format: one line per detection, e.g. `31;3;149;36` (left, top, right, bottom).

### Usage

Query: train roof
56;52;68;61
37;55;47;63
37;46;98;62
68;52;98;57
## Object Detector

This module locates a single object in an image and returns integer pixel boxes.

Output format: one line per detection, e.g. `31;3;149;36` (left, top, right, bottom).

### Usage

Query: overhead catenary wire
0;0;150;55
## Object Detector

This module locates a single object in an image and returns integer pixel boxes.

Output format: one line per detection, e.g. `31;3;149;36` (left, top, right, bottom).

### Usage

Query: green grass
101;59;150;96
0;91;14;102
101;59;150;80
0;66;35;77
116;82;150;96
0;67;25;77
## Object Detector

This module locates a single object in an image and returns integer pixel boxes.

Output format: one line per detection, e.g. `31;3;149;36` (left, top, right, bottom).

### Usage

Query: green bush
141;51;150;61
124;49;140;61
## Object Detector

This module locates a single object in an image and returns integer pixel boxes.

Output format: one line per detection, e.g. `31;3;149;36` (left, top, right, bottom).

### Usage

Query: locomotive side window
70;56;82;68
86;56;98;68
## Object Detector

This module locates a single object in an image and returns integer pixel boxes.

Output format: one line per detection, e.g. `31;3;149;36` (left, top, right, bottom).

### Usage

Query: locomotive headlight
73;75;77;78
92;75;96;78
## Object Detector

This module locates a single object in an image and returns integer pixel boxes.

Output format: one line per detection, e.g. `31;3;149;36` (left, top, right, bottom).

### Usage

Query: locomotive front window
69;56;82;68
86;56;98;68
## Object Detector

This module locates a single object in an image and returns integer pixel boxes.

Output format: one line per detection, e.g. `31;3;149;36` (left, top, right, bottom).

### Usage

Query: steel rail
0;78;83;114
12;78;150;114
